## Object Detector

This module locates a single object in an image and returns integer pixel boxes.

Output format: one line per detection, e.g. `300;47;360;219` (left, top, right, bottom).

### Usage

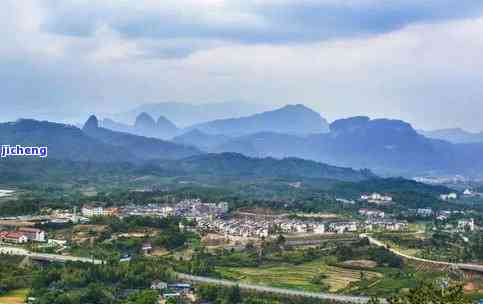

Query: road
0;246;102;264
362;234;483;273
177;273;385;304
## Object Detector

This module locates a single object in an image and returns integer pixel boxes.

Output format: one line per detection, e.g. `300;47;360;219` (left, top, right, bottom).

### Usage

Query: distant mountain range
6;103;483;177
103;104;329;140
102;113;179;139
110;101;274;127
187;104;329;136
0;119;135;162
82;115;200;161
175;115;483;176
418;128;483;144
0;117;375;183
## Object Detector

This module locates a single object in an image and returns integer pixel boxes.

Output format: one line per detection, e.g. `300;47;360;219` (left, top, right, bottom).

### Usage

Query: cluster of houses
358;208;409;232
81;205;120;217
121;204;175;218
0;227;46;244
197;218;271;238
197;217;328;239
80;199;229;221
440;189;482;201
173;199;229;219
360;193;393;204
195;212;411;239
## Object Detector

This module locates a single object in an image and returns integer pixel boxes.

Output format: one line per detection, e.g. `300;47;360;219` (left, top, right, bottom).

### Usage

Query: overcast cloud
2;0;483;130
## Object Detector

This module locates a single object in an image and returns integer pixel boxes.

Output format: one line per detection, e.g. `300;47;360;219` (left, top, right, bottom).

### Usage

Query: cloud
1;1;483;132
38;0;483;56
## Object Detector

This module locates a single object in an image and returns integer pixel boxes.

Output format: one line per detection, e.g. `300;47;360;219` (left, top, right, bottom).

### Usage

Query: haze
2;1;483;131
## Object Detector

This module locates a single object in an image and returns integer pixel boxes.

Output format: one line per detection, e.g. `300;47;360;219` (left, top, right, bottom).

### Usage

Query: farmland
216;258;383;293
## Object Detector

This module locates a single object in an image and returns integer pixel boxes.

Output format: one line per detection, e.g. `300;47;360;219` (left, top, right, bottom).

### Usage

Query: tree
125;290;159;304
389;282;472;304
368;297;382;304
225;285;241;304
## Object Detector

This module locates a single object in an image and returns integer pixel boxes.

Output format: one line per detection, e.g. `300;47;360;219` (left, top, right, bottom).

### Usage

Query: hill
188;104;329;136
159;152;375;182
208;116;483;176
0;119;136;162
172;129;231;151
82;115;200;160
110;101;272;127
101;113;179;139
419;128;483;144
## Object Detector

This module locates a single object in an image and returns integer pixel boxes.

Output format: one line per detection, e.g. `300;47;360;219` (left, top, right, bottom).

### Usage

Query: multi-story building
82;205;119;217
18;227;46;242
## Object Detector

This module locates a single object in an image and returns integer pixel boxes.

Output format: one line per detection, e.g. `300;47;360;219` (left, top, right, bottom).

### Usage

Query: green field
216;259;382;293
0;289;29;304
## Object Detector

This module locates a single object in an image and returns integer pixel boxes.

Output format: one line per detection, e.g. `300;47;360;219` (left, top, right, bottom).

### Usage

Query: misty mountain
188;104;329;136
101;118;133;133
172;129;231;151
208;116;483;176
101;113;180;139
83;115;200;160
110;101;273;127
0;119;136;162
418;128;483;144
159;152;375;182
213;132;310;158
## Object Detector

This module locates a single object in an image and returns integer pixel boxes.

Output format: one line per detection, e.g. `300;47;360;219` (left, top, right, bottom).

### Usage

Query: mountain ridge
187;104;330;136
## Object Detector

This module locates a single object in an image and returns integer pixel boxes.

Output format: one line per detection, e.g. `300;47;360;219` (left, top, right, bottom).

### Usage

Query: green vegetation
30;258;174;304
0;256;32;296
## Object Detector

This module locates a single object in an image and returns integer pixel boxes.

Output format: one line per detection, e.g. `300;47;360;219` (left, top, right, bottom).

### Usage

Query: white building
313;223;325;234
360;193;393;204
18;228;46;242
217;202;229;213
440;193;458;201
417;208;433;217
458;219;475;232
359;209;385;218
329;222;357;234
81;205;118;217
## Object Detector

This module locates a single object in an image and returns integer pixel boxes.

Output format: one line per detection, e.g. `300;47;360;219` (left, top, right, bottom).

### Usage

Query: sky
2;0;483;131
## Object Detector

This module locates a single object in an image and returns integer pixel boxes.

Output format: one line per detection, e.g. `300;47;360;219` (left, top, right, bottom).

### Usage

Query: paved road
362;234;483;273
177;273;385;304
0;246;102;264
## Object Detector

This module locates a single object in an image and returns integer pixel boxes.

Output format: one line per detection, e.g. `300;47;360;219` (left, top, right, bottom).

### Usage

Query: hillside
188;104;329;136
419;128;483;144
159;152;376;182
101;113;179;139
0;119;136;162
208;116;483;176
172;129;231;151
83;115;200;160
111;101;272;127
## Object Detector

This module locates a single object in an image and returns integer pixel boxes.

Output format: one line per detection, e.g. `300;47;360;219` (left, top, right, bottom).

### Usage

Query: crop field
217;259;382;293
0;289;29;304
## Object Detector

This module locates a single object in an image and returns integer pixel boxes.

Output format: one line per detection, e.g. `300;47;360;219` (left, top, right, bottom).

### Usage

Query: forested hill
159;152;376;182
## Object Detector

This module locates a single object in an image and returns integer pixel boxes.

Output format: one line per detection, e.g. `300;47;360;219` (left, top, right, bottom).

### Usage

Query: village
0;193;478;247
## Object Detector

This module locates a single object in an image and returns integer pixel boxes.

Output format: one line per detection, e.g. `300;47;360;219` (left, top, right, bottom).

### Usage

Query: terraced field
217;259;382;293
